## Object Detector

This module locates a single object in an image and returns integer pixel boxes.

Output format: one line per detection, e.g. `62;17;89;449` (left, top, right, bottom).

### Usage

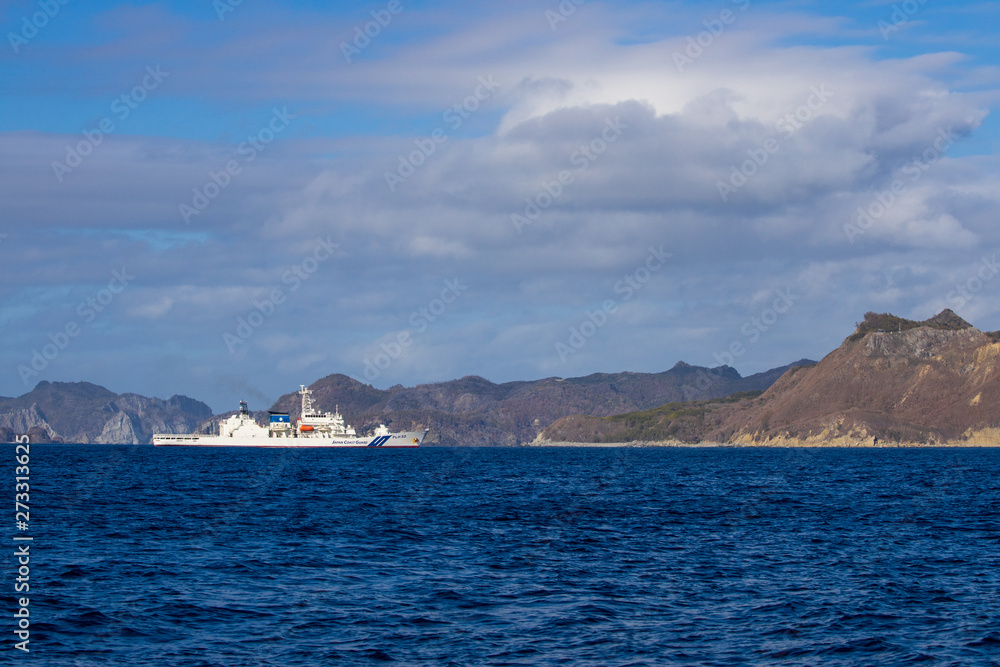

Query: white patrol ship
153;385;426;447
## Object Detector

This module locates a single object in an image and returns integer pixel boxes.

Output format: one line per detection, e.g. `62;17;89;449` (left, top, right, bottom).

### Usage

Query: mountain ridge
260;360;814;446
540;309;1000;446
14;308;995;446
2;360;811;445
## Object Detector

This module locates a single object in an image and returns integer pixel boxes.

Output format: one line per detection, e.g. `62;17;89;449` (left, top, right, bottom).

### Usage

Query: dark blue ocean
10;445;1000;666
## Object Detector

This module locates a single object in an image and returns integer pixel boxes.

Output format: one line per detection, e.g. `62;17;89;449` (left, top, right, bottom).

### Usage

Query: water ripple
25;445;1000;666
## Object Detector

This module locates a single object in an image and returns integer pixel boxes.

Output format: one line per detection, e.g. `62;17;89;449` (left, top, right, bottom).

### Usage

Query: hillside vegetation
848;309;971;342
541;391;763;443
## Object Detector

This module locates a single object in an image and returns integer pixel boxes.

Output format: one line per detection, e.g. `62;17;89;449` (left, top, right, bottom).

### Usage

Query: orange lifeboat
299;424;314;432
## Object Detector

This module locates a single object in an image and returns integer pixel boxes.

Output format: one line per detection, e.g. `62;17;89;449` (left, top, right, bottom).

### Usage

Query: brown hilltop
539;309;1000;446
712;309;1000;445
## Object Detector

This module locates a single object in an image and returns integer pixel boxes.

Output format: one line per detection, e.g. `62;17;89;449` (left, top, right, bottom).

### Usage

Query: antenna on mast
299;384;315;417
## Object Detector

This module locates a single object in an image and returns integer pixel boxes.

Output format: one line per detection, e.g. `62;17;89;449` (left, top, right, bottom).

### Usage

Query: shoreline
530;440;1000;448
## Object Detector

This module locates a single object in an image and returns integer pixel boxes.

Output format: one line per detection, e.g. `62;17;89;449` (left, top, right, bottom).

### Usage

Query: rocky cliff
538;310;1000;446
714;310;1000;445
0;381;213;444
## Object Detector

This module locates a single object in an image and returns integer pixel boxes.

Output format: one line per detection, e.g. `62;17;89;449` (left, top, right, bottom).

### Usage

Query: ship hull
153;430;427;447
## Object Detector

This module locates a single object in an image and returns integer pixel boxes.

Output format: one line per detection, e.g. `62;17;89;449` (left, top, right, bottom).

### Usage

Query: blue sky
1;0;999;412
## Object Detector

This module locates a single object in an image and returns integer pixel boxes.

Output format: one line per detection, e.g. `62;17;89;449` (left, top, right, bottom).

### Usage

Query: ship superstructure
153;385;425;447
295;385;357;436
